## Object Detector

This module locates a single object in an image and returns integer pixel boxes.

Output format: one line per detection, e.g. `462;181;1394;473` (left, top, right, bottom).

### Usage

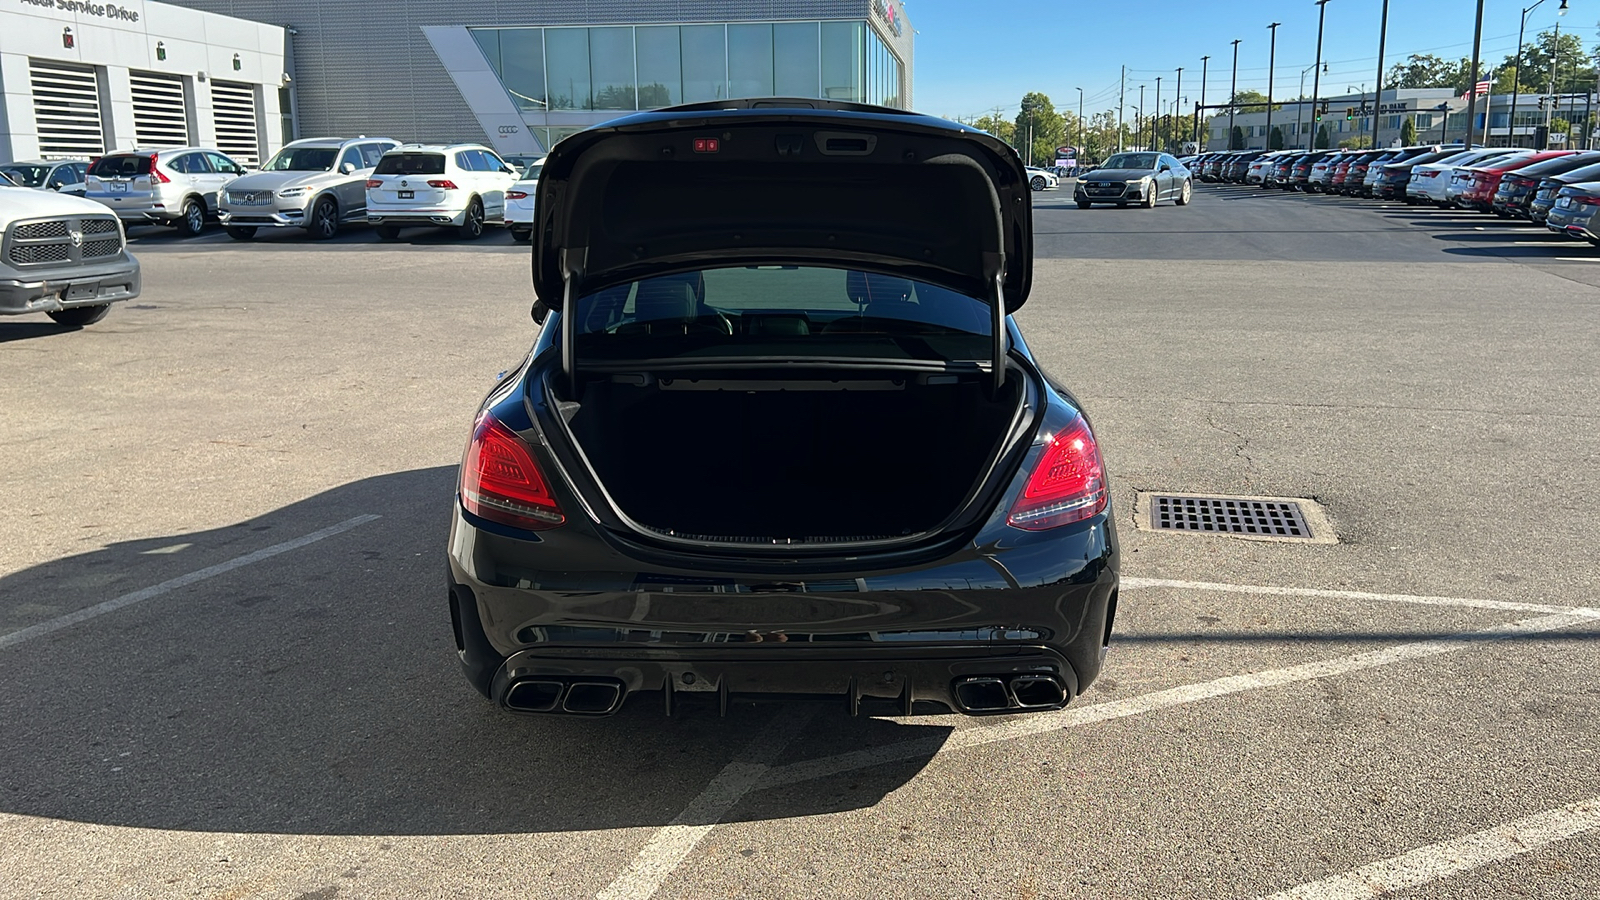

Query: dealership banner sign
18;0;142;23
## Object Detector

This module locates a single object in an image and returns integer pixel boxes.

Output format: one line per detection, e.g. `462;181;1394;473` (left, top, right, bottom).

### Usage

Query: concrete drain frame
1133;492;1337;544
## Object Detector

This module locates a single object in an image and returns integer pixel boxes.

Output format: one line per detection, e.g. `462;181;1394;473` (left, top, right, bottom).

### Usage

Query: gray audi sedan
1074;151;1192;208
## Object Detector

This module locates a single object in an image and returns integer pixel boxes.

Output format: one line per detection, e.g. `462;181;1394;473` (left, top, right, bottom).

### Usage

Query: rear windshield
88;155;153;177
0;164;49;187
264;147;338;171
574;266;992;365
374;153;445;175
521;163;543;181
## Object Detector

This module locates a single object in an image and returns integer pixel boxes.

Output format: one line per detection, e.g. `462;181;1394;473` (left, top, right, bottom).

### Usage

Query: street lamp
1155;76;1163;151
1075;86;1084;152
1266;23;1280;148
1311;0;1331;149
1196;55;1210;148
1509;0;1568;148
1228;39;1242;149
1298;62;1326;149
1175;67;1183;150
1372;0;1389;149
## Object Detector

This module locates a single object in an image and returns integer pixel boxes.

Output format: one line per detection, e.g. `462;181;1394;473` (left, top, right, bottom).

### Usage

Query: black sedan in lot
447;99;1119;719
1494;152;1600;218
1529;160;1600;224
1544;181;1600;243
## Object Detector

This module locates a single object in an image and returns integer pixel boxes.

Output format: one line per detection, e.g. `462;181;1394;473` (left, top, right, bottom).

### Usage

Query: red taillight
1008;415;1107;531
506;190;529;200
150;154;170;184
365;179;382;188
460;414;564;530
427;179;458;190
1572;195;1600;206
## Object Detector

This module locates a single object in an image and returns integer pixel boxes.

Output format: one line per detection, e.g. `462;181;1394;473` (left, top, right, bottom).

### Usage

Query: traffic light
1320;100;1329;115
1346;107;1354;120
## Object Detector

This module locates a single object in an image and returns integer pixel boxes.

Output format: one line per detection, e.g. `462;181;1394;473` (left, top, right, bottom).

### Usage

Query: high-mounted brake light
150;153;171;184
460;413;564;530
365;179;382;188
693;137;720;153
506;190;529;200
427;179;458;189
1008;415;1107;531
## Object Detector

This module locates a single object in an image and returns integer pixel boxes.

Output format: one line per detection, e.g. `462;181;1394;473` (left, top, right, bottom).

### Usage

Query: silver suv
84;147;252;236
218;137;399;240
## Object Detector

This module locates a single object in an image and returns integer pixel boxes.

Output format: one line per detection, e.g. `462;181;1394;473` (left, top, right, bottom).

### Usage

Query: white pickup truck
0;185;141;326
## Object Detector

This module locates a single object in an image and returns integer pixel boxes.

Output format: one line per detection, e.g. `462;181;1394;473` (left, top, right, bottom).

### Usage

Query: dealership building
1;0;914;164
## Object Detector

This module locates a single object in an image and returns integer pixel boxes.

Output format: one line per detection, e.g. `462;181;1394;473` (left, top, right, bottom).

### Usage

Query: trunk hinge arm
559;248;587;386
986;252;1007;398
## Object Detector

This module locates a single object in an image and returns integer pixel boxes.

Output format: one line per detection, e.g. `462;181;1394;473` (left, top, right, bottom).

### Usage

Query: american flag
1473;78;1492;97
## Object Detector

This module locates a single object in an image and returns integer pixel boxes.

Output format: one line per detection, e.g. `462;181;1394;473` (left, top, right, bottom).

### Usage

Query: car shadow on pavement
0;467;949;836
1441;244;1593;258
126;227;524;253
0;321;77;343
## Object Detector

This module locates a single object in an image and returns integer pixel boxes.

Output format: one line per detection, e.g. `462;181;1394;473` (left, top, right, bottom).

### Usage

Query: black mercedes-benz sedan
446;99;1119;719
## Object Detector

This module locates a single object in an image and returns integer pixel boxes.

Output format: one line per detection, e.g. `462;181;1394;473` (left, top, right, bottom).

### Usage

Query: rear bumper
447;503;1119;717
368;209;466;227
0;255;141;314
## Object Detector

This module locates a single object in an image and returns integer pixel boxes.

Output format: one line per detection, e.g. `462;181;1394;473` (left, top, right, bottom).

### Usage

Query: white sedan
1025;167;1059;191
504;158;544;243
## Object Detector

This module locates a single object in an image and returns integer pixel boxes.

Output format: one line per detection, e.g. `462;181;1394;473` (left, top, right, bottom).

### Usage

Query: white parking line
1122;576;1600;619
761;611;1596;790
0;514;381;650
1260;795;1600;899
596;708;817;900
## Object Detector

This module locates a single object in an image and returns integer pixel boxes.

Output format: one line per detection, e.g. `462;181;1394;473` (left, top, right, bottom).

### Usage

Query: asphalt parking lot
2;187;1597;899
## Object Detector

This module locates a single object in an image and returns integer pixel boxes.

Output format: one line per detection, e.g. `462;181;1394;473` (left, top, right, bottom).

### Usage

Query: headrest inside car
846;271;914;306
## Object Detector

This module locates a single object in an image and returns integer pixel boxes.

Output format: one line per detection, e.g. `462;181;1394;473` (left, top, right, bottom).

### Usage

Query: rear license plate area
110;182;128;193
399;190;414;199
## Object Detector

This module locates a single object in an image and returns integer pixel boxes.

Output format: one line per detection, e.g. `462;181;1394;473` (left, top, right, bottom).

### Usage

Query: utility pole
1372;0;1389;148
1138;84;1146;149
1465;0;1486;148
1197;55;1210;148
1228;39;1242;148
1311;0;1330;150
1266;23;1280;147
1175;67;1184;150
1155;76;1163;151
1546;20;1562;137
1075;86;1084;153
1118;65;1126;152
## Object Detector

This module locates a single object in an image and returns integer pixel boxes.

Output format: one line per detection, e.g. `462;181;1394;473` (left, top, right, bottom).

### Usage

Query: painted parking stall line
596;708;818;900
1261;796;1600;899
1122;576;1600;619
759;610;1598;791
0;514;381;650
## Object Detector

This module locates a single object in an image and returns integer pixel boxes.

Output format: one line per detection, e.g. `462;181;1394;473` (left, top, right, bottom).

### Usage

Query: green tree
1269;126;1284;150
1230;125;1245;150
972;112;1015;146
1386;54;1468;89
1316;124;1331;149
1014;92;1066;167
1497;28;1596;94
1400;115;1417;145
1227;89;1277;115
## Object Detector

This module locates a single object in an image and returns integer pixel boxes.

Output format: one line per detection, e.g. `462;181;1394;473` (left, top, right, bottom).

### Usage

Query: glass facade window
470;20;905;125
1416;114;1433;129
774;22;820;98
821;21;865;102
681;24;727;103
728;24;774;99
636;26;682;108
546;28;592;110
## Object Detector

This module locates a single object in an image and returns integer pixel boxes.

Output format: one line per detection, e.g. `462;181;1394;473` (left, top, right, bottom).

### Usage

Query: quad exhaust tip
503;677;626;715
952;674;1066;713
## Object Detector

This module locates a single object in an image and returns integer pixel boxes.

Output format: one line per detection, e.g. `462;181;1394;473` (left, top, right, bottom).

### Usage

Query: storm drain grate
1149;495;1315;539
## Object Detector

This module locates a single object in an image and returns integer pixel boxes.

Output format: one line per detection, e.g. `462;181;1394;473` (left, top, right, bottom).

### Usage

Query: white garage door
29;60;105;158
130;71;190;148
210;80;260;166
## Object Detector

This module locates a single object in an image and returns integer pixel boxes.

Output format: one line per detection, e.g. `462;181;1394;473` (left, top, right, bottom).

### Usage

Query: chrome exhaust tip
502;677;627;715
503;680;563;712
1008;674;1066;709
952;676;1011;713
563;681;625;715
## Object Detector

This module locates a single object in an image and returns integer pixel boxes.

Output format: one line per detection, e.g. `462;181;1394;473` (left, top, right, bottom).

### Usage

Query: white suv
84;147;252;236
366;144;519;240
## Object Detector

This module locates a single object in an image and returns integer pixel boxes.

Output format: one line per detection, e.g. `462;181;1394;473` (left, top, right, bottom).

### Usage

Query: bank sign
18;0;142;23
872;0;902;37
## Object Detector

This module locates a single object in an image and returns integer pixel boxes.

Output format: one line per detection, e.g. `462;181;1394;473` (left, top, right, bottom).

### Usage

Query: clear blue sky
906;0;1597;121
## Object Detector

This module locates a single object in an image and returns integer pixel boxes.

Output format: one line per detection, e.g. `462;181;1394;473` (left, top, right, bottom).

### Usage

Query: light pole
1298;63;1324;149
1513;1;1570;149
1545;19;1564;140
1465;0;1486;148
1118;65;1126;152
1175;67;1184;149
1197;55;1210;148
1075;86;1084;154
1349;85;1368;146
1266;23;1280;148
1139;84;1146;149
1311;0;1331;150
1155;76;1163;151
1228;39;1242;148
1372;0;1389;148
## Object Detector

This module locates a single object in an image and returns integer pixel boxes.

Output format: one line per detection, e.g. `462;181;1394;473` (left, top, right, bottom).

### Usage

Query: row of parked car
1189;145;1600;243
1;137;546;243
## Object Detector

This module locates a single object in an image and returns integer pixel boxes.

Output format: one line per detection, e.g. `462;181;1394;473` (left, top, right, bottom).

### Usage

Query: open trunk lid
532;99;1032;313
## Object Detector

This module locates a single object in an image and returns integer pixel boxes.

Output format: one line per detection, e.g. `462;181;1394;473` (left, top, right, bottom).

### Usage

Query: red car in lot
1458;150;1577;211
